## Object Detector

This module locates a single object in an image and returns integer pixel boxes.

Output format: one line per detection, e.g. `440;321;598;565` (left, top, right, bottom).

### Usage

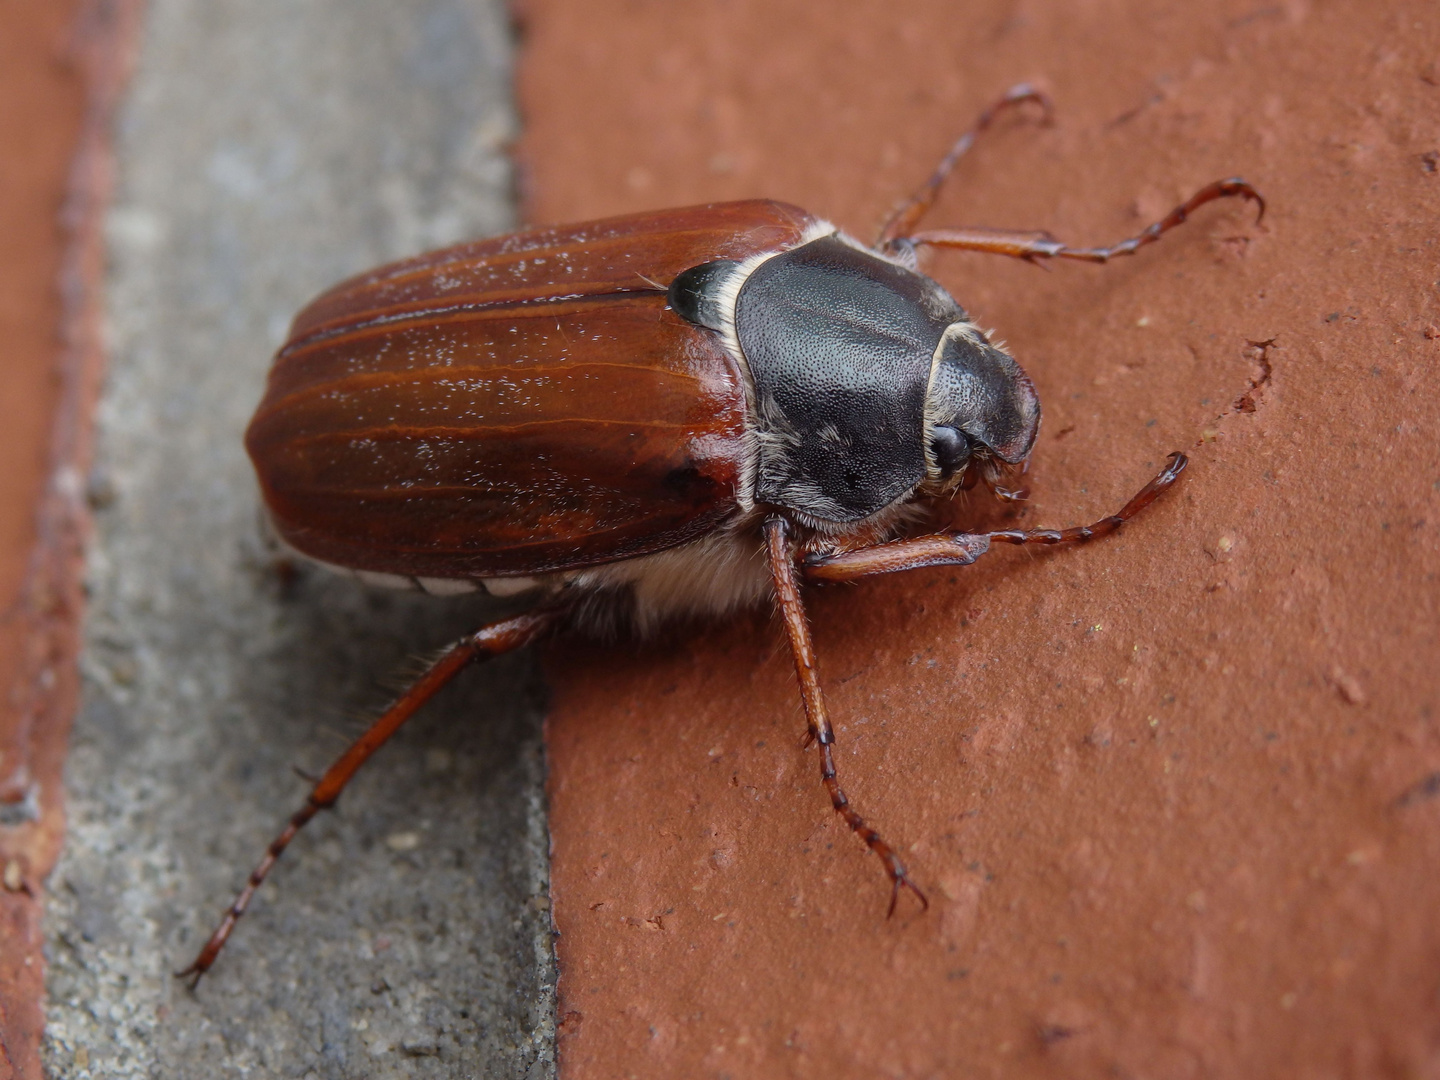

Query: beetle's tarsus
1218;177;1266;223
175;965;204;989
886;869;929;918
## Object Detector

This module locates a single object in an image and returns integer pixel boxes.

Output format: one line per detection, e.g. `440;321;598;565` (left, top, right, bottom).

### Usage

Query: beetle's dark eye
931;425;970;479
667;260;739;331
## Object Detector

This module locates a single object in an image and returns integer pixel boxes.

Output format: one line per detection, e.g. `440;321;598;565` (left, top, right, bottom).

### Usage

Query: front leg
803;452;1186;584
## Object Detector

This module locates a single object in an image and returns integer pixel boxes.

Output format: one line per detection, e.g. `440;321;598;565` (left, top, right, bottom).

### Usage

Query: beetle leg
764;517;928;917
876;83;1053;248
176;606;563;985
803;452;1186;583
902;178;1264;264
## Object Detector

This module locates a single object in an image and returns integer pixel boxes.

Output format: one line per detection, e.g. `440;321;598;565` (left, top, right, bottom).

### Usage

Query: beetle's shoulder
289;200;819;341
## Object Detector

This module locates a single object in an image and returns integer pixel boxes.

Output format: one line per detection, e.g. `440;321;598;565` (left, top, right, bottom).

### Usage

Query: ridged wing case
247;200;815;578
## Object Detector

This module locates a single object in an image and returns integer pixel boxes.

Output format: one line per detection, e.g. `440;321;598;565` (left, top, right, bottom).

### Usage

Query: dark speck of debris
1421;151;1439;173
1395;772;1440;808
1039;1023;1077;1045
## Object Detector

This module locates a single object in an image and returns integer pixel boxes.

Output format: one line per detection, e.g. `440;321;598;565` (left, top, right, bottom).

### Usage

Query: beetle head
924;325;1040;484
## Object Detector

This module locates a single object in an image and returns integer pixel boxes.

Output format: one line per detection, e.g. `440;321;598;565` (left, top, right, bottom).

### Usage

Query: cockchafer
181;85;1264;980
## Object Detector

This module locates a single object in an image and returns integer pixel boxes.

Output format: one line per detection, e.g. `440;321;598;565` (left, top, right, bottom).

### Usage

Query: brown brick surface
517;2;1440;1076
0;2;131;1077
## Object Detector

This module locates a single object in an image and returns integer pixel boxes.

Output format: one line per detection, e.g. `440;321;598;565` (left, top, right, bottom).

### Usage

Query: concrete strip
43;2;554;1077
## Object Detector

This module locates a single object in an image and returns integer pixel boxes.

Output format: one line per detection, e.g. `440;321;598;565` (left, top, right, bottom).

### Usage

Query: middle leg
764;516;928;916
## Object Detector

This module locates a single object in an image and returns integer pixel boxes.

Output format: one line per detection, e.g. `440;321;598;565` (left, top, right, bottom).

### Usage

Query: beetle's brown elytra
181;84;1263;981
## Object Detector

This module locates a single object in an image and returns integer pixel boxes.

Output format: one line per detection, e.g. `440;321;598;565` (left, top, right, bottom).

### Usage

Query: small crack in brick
1193;337;1278;446
1232;337;1277;413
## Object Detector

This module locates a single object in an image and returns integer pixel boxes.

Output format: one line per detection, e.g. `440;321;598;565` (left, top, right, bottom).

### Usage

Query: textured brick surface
0;2;109;1077
516;1;1440;1076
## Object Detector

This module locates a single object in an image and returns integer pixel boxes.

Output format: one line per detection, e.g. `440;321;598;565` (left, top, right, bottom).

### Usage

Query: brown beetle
182;85;1263;979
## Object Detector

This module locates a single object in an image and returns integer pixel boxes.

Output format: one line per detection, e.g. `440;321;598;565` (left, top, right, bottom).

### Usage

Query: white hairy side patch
565;524;772;637
268;511;925;639
289;526;773;637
